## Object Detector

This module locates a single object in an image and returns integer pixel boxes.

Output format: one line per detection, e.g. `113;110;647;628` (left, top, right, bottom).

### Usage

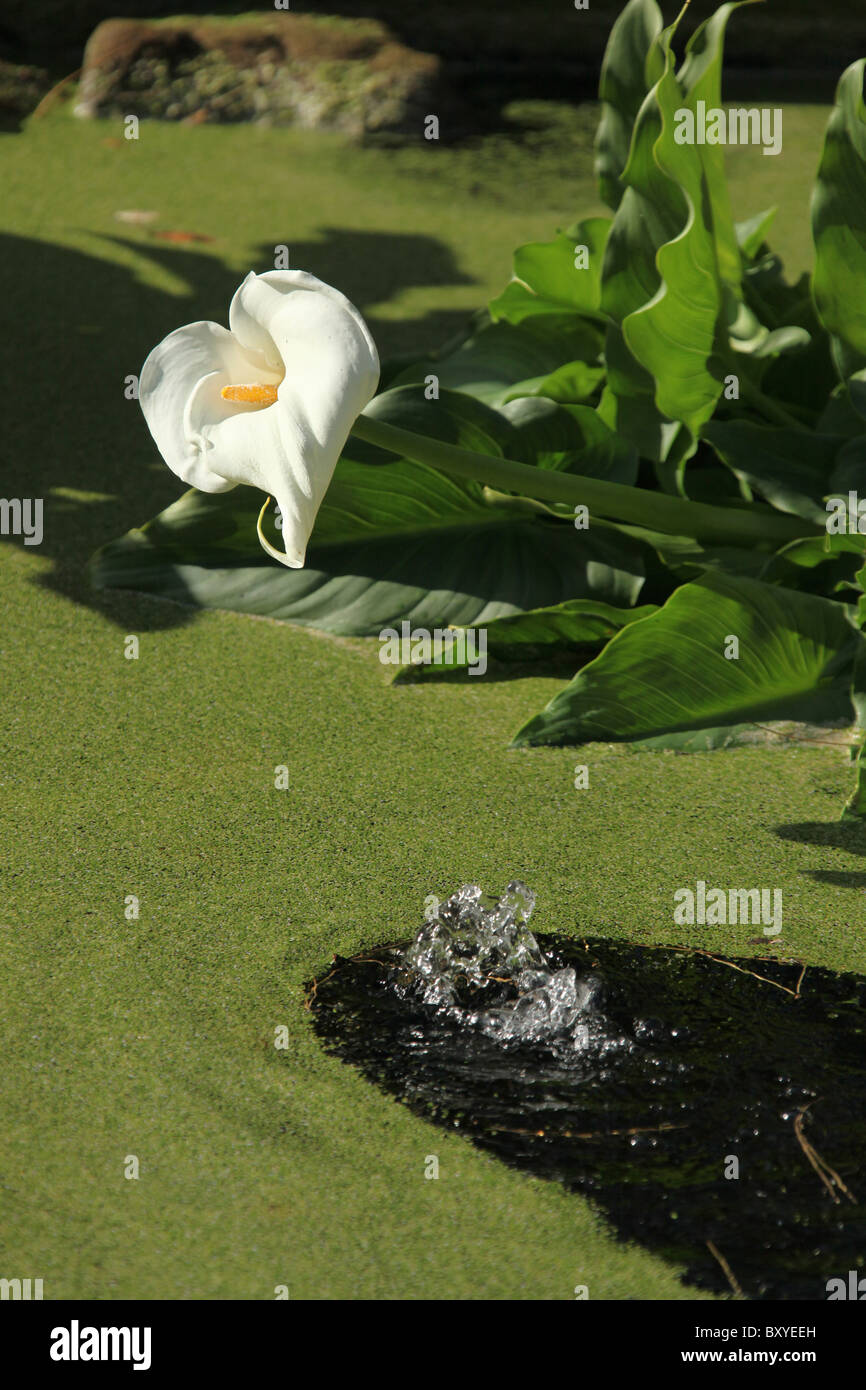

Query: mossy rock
73;12;442;138
0;59;50;119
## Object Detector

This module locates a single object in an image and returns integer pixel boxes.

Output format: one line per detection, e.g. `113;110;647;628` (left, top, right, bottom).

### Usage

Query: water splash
397;881;605;1046
309;918;866;1300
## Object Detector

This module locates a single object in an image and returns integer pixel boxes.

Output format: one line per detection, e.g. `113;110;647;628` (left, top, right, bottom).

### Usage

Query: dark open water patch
309;905;866;1300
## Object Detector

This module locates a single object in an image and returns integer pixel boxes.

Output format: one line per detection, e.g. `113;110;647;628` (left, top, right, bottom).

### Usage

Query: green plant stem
351;413;816;547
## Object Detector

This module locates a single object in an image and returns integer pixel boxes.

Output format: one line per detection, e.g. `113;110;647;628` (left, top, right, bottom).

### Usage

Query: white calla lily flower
139;269;380;568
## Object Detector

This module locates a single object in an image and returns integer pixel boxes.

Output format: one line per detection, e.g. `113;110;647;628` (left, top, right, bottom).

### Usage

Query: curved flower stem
350;413;816;547
256;496;284;564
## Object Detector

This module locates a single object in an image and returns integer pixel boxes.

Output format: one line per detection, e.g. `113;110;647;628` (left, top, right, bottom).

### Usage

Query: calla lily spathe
139;269;380;568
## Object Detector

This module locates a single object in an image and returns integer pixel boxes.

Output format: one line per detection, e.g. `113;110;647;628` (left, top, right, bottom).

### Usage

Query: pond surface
309;883;866;1300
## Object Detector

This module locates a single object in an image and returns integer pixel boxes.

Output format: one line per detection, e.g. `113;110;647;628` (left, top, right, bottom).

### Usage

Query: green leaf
93;386;650;635
390;315;603;407
93;490;647;636
812;59;866;379
600;3;775;461
508;219;610;314
752;307;836;420
829;434;866;495
742;258;813;330
621;39;724;436
676;2;753;296
845;369;866;423
597;324;683;464
341;383;513;472
487;281;573;326
594;0;665;211
511;572;861;747
597;16;726;460
818;385;866;437
842;738;866;819
855;562;866;629
393;599;658;678
502;360;605;406
734;325;812;359
759;532;866;598
465;598;657;651
818;373;866;436
701;421;845;523
842;628;866;817
735;207;778;261
498;397;639;483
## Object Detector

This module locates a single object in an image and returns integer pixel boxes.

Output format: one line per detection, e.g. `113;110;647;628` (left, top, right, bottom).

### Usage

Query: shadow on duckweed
308;887;866;1301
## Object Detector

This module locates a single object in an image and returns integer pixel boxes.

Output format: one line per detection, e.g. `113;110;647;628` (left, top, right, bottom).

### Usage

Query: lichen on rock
73;13;443;139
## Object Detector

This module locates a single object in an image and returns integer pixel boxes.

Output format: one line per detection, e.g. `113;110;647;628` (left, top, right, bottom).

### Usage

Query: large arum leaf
391;315;603;407
393;599;658;680
829;434;866;494
630;527;775;583
735;248;827;402
731;216;836;410
497;397;639;483
357;386;637;485
341;384;513;468
93;388;648;635
597;21;713;461
759;532;866;599
701;421;845;523
755;325;836;425
621;36;724;435
594;0;665;211
597;324;673;462
599;5;754;460
489;218;610;322
812;60;866;380
486;282;577;327
742;255;813;331
92;491;646;637
502;360;605;405
512;572;861;747
460;599;658;652
597;43;682;459
675;2;753;297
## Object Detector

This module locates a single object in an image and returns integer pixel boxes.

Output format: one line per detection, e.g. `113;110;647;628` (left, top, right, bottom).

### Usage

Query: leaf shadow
774;821;866;859
1;224;478;628
800;870;866;889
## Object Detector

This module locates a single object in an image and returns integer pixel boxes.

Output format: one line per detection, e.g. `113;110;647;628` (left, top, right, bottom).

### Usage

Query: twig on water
303;965;337;1011
706;1241;745;1299
665;944;805;999
481;1121;684;1140
304;950;398;1009
793;1101;857;1205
